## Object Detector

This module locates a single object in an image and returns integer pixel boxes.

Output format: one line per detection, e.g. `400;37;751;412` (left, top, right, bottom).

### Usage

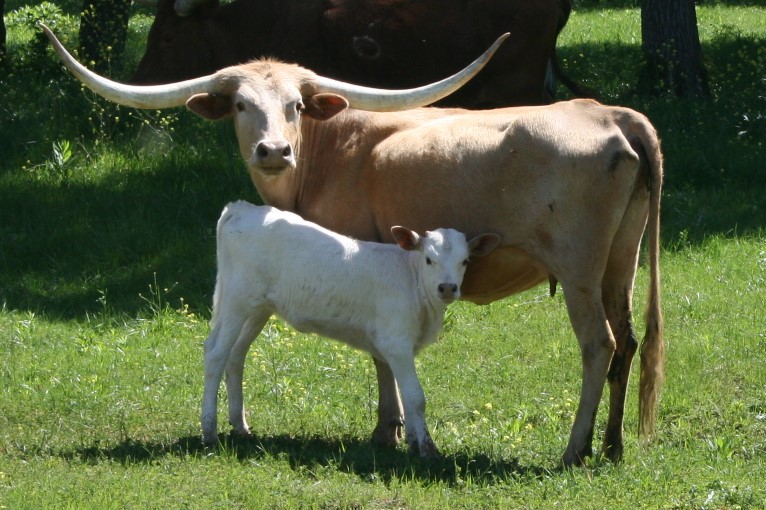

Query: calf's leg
224;310;271;438
371;357;405;446
377;344;439;459
202;313;249;445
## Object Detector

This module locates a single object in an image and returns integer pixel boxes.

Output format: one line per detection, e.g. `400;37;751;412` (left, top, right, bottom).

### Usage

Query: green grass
1;2;766;508
2;238;765;508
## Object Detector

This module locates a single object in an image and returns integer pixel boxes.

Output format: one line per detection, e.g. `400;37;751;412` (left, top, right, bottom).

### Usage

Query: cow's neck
253;110;386;240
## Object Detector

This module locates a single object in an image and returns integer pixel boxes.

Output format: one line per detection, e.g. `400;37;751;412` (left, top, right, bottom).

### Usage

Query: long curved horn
42;22;508;113
312;33;509;111
40;23;216;109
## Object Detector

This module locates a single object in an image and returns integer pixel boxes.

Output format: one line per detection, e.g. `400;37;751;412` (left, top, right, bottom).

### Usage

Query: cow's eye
235;101;245;112
462;259;469;266
295;100;305;113
426;257;432;265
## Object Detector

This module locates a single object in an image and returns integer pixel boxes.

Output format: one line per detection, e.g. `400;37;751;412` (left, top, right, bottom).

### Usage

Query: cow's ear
391;226;421;251
186;93;233;120
303;93;349;121
468;233;501;257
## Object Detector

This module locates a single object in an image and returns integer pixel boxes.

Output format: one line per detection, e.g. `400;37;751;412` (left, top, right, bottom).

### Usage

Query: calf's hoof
230;427;252;440
371;419;404;447
408;436;441;460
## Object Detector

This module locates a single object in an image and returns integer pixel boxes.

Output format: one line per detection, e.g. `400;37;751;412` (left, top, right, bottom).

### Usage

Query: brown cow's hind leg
600;178;649;462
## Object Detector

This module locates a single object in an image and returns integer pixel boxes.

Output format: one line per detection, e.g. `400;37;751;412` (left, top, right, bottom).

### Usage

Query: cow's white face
185;62;349;179
392;227;501;305
233;83;304;176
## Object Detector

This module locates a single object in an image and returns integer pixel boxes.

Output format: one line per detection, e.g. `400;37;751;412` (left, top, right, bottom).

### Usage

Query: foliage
556;5;766;241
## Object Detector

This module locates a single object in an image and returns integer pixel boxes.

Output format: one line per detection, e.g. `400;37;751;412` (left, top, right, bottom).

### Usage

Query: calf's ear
391;226;421;251
468;233;501;257
303;93;349;120
187;93;233;120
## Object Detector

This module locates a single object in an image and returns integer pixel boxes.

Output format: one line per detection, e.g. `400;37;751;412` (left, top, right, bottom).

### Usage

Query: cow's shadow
68;433;553;485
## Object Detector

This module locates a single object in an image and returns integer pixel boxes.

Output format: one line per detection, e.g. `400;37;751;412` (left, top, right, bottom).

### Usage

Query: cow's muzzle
252;140;296;173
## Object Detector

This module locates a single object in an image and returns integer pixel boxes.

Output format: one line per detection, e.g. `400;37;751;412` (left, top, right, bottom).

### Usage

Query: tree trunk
639;0;710;97
79;0;132;71
1;0;7;65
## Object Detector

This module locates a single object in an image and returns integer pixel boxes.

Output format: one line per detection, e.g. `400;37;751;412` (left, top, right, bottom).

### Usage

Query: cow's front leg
370;357;404;446
560;284;616;467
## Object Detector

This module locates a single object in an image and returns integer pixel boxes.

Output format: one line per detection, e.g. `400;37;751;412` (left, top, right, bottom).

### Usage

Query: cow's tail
637;119;665;441
546;49;600;102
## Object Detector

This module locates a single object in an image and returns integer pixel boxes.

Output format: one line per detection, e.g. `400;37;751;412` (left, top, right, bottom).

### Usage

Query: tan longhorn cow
42;24;664;467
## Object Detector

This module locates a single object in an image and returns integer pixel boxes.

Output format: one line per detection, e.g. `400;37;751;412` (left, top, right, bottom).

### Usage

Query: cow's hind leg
601;288;638;463
371;357;405;447
601;193;647;462
560;283;616;467
224;310;271;439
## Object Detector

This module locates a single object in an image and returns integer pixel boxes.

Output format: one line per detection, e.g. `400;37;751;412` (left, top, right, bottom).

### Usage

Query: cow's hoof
562;446;592;468
601;443;624;464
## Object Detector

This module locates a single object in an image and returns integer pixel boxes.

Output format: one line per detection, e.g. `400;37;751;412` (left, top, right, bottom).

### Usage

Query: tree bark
79;0;132;71
639;0;710;97
1;0;7;65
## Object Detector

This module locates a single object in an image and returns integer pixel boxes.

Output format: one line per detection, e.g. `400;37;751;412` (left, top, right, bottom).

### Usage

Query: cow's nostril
254;141;293;165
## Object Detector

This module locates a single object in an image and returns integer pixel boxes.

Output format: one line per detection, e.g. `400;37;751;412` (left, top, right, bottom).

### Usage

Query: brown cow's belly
461;246;549;305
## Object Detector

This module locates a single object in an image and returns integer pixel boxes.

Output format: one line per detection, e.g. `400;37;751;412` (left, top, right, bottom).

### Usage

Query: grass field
1;2;765;508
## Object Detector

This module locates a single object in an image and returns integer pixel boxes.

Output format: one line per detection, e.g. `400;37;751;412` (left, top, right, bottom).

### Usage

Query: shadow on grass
66;434;554;486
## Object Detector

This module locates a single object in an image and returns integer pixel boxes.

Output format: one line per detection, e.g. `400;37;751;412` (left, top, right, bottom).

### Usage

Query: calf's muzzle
438;283;459;302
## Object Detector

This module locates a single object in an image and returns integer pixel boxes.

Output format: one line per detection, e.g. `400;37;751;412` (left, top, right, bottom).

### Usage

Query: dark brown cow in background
132;0;593;108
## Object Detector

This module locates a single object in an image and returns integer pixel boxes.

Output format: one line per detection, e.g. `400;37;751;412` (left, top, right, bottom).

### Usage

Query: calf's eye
235;101;245;112
462;259;469;266
426;257;432;265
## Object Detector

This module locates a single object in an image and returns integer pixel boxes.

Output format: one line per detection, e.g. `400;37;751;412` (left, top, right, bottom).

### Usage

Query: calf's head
391;227;500;305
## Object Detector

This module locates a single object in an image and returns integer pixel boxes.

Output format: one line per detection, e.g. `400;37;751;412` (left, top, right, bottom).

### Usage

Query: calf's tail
209;202;238;329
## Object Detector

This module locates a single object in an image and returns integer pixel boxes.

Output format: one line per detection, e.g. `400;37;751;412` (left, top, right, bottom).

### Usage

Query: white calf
202;201;500;457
